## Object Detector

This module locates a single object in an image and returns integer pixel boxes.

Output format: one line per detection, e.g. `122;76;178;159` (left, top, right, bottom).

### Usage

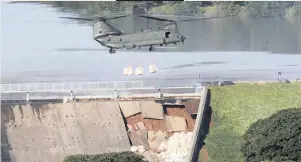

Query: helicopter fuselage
94;28;182;53
60;14;216;54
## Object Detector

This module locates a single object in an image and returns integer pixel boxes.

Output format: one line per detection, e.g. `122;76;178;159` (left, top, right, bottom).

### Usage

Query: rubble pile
130;145;146;154
129;132;193;162
157;132;193;162
118;100;200;162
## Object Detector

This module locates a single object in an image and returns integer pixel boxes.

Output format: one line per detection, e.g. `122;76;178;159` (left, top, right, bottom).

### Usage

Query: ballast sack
135;66;143;75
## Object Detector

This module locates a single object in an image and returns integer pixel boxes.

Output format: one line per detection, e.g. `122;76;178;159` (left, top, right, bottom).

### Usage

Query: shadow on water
163;61;227;69
279;64;299;67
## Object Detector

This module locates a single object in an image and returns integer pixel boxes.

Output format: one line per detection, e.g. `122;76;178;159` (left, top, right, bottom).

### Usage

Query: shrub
63;151;147;162
241;108;301;162
285;3;301;17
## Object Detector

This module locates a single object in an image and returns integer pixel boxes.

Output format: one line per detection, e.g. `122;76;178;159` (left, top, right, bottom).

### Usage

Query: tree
241;108;301;162
63;151;147;162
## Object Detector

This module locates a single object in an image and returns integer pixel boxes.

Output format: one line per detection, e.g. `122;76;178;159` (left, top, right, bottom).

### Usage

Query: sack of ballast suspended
135;66;143;75
127;66;134;76
153;64;157;71
149;64;157;73
123;66;128;75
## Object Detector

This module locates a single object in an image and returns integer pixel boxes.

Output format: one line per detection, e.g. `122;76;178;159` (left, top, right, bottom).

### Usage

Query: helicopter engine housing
93;21;121;39
93;22;103;38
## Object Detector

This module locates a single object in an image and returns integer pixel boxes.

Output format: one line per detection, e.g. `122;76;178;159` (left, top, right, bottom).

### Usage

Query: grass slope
204;83;301;162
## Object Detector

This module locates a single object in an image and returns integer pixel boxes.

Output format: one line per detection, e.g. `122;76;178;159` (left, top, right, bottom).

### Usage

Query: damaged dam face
1;98;202;162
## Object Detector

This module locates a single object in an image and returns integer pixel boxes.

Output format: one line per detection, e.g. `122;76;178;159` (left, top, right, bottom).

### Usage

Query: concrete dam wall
1;97;204;162
1;101;131;162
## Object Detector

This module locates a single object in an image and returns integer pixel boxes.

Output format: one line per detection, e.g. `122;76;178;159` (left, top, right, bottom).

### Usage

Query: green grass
203;83;301;162
149;4;177;15
199;6;217;16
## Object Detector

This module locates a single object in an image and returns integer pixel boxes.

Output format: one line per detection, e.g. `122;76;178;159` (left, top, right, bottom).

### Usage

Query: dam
1;81;210;162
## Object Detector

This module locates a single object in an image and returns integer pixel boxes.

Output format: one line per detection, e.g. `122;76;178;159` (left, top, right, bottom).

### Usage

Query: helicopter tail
60;14;129;38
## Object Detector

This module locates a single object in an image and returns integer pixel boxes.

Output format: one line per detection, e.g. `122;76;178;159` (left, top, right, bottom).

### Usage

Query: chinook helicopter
59;14;220;54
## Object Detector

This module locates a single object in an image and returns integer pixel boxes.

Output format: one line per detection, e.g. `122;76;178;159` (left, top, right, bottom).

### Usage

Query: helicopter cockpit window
165;32;171;38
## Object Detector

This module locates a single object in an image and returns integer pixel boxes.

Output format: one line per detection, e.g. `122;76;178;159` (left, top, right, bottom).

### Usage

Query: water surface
1;3;301;84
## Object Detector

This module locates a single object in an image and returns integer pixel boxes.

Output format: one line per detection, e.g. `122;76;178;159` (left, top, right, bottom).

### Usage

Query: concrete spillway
1;90;208;162
1;101;131;162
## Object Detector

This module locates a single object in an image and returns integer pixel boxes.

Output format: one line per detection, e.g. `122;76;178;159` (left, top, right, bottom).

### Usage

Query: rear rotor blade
59;14;129;21
135;15;175;22
175;16;225;22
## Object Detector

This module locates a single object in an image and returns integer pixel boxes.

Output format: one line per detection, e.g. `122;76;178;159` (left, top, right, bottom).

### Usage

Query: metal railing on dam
0;80;201;101
0;80;199;93
1;81;146;93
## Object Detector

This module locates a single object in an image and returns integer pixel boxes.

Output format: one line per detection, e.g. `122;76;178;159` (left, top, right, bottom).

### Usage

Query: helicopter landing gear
149;46;156;51
180;35;186;44
109;48;116;54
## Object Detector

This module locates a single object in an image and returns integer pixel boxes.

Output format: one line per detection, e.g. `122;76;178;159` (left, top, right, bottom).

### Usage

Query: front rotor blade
54;47;109;52
136;15;174;22
59;17;96;21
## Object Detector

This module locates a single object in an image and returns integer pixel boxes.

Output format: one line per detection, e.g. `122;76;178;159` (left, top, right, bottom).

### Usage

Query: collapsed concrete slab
119;101;141;117
129;130;150;150
135;121;146;130
184;99;201;115
148;131;167;150
141;101;164;119
165;116;187;132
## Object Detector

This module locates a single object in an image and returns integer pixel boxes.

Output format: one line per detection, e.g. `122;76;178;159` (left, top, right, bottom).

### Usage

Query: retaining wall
1;101;130;162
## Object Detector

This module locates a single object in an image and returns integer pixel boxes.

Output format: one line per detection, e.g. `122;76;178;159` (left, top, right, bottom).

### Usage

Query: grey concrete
141;101;164;119
186;87;209;162
0;97;202;162
184;99;201;115
1;101;131;162
119;101;142;118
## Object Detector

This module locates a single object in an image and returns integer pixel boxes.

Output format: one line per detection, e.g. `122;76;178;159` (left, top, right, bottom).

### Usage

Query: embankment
205;83;301;162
